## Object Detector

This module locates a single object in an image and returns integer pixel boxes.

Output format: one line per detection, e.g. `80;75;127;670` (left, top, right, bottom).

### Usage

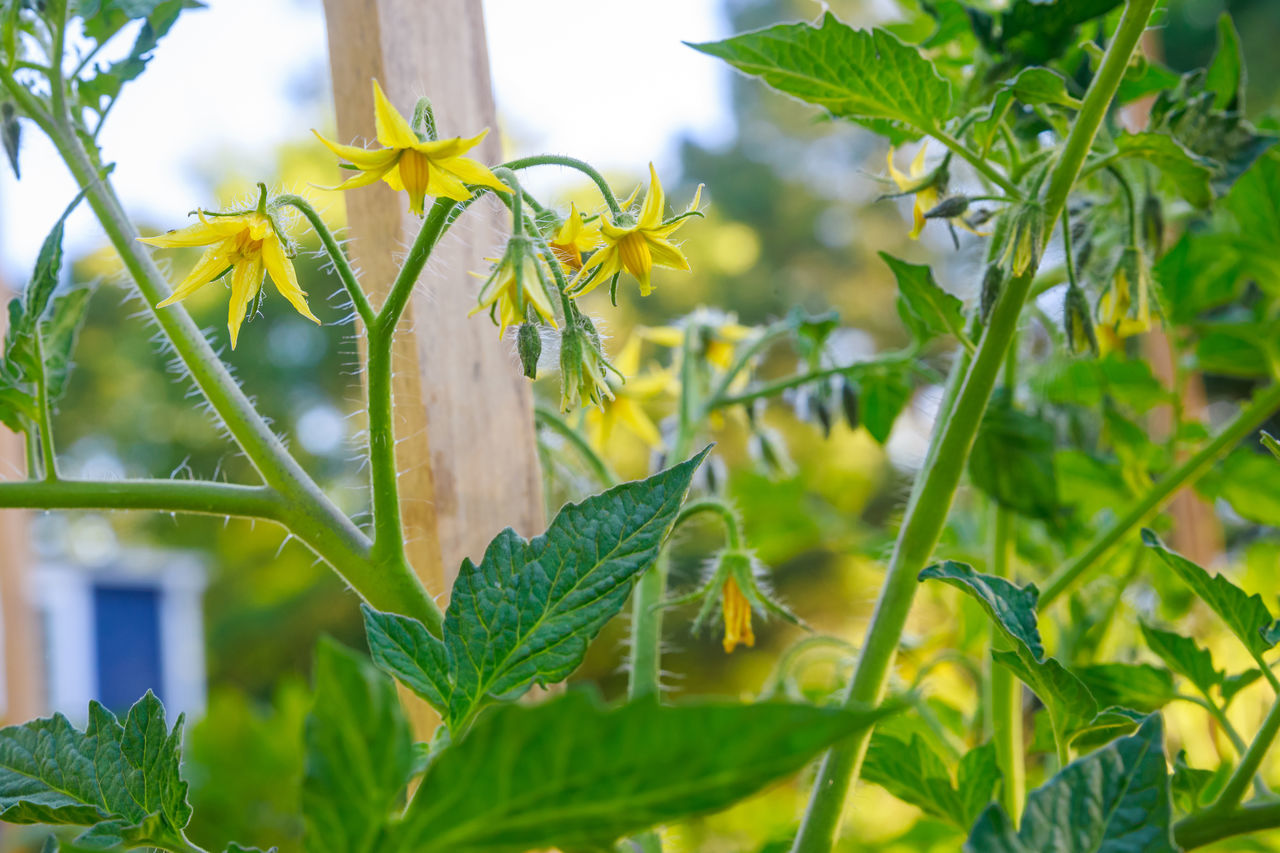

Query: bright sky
0;0;734;278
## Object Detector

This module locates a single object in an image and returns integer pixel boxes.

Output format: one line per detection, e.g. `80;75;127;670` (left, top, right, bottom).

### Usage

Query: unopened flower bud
840;378;860;430
1142;194;1164;255
980;263;1003;323
923;195;970;220
1063;283;1097;355
517;322;542;379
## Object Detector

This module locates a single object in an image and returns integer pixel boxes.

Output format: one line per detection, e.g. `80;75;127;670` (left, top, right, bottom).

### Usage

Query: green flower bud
517;321;542;379
558;317;614;412
1064;283;1097;356
1142;194;1164;255
980;263;1003;323
923;195;970;221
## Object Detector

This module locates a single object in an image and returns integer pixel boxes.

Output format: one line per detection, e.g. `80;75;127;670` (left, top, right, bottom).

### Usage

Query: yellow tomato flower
642;310;753;372
570;164;702;297
549;203;603;271
313;80;509;216
720;575;756;654
1097;247;1155;356
469;244;558;339
887;145;940;240
138;208;318;349
583;336;674;449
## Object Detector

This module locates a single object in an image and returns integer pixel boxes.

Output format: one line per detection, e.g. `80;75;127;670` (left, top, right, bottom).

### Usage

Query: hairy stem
1039;382;1280;607
790;2;1159;848
272;194;374;327
0;479;282;518
673;498;743;550
501;154;624;215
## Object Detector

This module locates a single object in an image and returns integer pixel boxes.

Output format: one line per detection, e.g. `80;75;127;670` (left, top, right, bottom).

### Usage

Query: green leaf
362;606;450;715
444;450;707;726
1039;354;1168;413
919;561;1043;661
1139;623;1221;697
1197;449;1280;527
0;384;36;432
303;639;412;853
23;218;66;328
858;362;913;444
0;692;190;847
966;715;1175;852
881;253;968;346
1221;152;1280;287
1153;231;1242;324
1220;669;1262;707
1204;13;1243;112
688;14;953;139
41;288;93;402
992;650;1098;751
1112;132;1215;209
1073;663;1176;714
1141;529;1276;665
863;734;998;826
1171;750;1221;813
393;691;899;852
1004;67;1079;108
968;391;1060;524
995;0;1122;65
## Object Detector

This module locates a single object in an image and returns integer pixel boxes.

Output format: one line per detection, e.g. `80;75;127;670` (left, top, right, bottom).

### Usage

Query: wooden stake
320;2;544;597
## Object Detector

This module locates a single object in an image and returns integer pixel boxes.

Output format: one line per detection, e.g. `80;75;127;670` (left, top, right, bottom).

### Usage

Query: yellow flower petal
645;237;690;272
638;163;665;229
138;218;231;248
155;243;234;306
262;233;319;325
615;397;662;447
910;142;929;178
886;148;912;192
311;130;401;171
426;163;472;202
372;79;418;149
410;129;490;160
227;256;264;350
438;154;510;193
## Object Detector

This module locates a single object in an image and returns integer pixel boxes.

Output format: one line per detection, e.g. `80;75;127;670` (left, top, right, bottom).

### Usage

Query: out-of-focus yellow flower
138;205;318;349
1097;248;1155;356
549;203;602;271
583;336;675;449
313;80;509;215
469;243;558;339
887;145;940;240
570;164;701;297
720;575;756;653
643;311;753;372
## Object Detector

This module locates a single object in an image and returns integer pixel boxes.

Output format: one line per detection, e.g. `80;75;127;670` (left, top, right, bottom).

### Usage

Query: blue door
92;584;164;714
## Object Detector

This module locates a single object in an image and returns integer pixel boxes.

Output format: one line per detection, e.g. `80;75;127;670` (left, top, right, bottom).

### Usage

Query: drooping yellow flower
138;207;319;349
313;80;509;216
583;336;674;449
721;575;756;654
560;316;616;412
569;164;701;297
469;244;558;339
549;203;603;271
1097;247;1156;356
887;145;939;240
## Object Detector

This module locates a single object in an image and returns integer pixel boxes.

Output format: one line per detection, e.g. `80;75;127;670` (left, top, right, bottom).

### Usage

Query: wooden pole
320;2;545;596
0;284;43;724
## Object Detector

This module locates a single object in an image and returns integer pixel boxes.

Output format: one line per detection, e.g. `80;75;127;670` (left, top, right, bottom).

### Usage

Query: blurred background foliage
12;0;1280;850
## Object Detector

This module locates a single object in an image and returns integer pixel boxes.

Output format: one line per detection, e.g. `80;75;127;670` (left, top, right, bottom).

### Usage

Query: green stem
33;332;57;481
629;327;700;702
1212;694;1280;813
500;154;623;215
0;478;282;519
710;352;916;411
790;2;1158;848
987;504;1025;822
1175;802;1280;849
673;498;743;549
1039;382;1280;607
376;197;461;330
929;128;1020;197
272;194;374;327
533;404;618;487
6;74;439;628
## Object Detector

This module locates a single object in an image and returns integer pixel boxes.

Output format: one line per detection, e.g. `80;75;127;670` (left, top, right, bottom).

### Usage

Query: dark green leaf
394;691;899;852
995;0;1122;65
444;450;707;726
1070;706;1146;751
1141;529;1276;664
688;14;953;139
992;651;1097;749
1;102;20;180
969;391;1060;523
1004;67;1079;108
1073;663;1176;714
881;253;968;346
858;362;913;444
24;219;66;325
1139;623;1221;697
0;692;189;847
919;561;1043;661
1203;13;1243;112
361;605;450;716
1170;751;1219;813
966;715;1174;852
863;734;998;826
303;639;412;853
41;287;92;401
1112;133;1214;209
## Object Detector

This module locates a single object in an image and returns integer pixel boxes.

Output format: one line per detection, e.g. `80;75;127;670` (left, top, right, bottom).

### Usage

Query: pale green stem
929;127;1020;197
1212;694;1280;813
709;350;917;411
1175;802;1280;849
1;71;439;628
500;154;624;215
1039;382;1280;607
0;479;281;519
534;404;618;487
789;2;1159;848
272;194;374;327
987;505;1025;822
672;498;743;550
32;332;57;481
